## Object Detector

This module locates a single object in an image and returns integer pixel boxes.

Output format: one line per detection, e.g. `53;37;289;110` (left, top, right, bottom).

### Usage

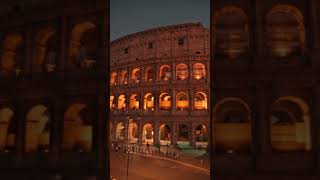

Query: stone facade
110;23;210;148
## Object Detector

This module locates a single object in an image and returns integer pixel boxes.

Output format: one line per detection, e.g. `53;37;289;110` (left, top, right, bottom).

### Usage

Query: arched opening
144;93;154;110
110;96;116;111
117;95;126;110
159;124;171;145
214;97;252;152
177;124;189;145
0;108;15;152
115;122;125;141
69;21;97;69
142;123;154;144
144;66;154;82
266;5;305;59
194;92;208;110
33;26;57;72
213;6;249;59
128;120;138;143
159;93;171;110
0;33;23;75
25;105;50;152
176;63;188;80
176;92;189;110
270;96;311;152
131;68;141;83
129;94;139;110
63;103;93;152
110;72;117;85
193;63;206;80
119;70;128;84
195;124;208;148
160;65;171;81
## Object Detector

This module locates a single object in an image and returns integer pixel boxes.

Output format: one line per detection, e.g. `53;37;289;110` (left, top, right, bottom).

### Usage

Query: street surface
110;151;210;180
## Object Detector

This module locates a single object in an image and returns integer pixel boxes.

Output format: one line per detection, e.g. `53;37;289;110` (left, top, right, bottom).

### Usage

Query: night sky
110;0;210;41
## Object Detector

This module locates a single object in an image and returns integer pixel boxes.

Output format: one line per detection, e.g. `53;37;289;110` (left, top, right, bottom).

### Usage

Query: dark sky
110;0;210;41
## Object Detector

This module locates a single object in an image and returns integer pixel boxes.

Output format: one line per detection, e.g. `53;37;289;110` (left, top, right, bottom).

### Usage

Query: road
110;151;210;180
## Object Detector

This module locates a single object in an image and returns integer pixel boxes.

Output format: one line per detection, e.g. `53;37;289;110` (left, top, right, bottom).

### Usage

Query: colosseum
110;23;210;148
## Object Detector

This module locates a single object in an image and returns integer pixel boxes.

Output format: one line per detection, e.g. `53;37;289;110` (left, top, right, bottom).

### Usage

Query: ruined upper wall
110;23;210;67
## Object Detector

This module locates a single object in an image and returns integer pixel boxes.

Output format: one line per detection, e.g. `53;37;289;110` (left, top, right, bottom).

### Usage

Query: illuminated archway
25;105;50;152
160;65;171;81
118;95;126;110
159;93;171;110
142;123;154;144
33;26;57;72
110;72;117;85
176;92;189;110
63;103;92;152
110;96;115;111
193;63;206;80
119;70;128;84
0;108;14;152
128;120;138;143
69;21;97;69
129;94;139;110
270;96;311;152
144;93;154;110
115;122;125;140
213;6;249;59
144;66;154;82
131;68;141;83
0;33;23;74
266;5;305;58
159;124;171;145
213;97;252;152
194;92;208;110
176;63;188;80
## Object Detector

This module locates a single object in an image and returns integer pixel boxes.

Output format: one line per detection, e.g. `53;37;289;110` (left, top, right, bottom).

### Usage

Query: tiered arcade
110;23;210;148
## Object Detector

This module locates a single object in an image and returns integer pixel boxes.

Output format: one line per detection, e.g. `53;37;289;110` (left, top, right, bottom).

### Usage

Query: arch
213;97;252;152
193;63;206;80
69;21;97;68
25;105;50;152
176;92;189;110
129;94;139;110
1;33;23;73
266;5;305;58
118;95;126;110
270;96;311;152
159;64;171;81
115;122;125;140
177;124;189;143
128;120;138;143
176;63;188;80
142;123;154;144
194;92;208;110
159;123;171;145
63;103;92;152
0;108;14;152
110;72;117;85
131;68;141;83
33;26;57;72
213;6;249;59
119;70;128;84
110;96;115;110
144;66;154;82
144;93;154;110
195;124;208;142
159;93;171;110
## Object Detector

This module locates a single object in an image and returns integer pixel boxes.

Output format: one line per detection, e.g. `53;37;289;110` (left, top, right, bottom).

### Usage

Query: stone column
139;92;144;113
124;120;129;142
14;100;26;168
171;123;177;146
58;16;67;71
171;90;176;115
138;121;143;144
125;93;130;112
24;24;33;74
190;123;196;147
127;66;132;84
153;121;159;145
189;89;194;115
154;91;159;116
171;62;176;82
156;63;160;81
313;84;320;169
